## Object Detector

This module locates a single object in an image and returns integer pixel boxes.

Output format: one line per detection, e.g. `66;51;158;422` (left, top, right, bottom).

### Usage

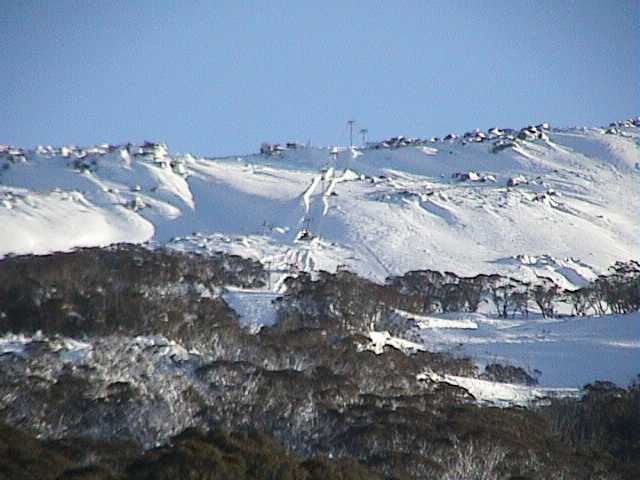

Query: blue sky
1;0;637;156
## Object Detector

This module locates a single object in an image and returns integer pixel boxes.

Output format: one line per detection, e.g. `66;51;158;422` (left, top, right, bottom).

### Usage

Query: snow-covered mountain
2;120;638;289
1;121;639;478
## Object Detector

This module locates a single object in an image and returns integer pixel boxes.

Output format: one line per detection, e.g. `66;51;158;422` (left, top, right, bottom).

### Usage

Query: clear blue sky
1;0;637;156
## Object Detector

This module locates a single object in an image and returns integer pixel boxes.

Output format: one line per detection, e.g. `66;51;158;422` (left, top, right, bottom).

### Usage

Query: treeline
567;262;640;316
386;261;639;319
277;261;639;332
0;244;264;344
542;378;640;475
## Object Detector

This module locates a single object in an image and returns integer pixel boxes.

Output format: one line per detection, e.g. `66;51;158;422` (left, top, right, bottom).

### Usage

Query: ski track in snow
1;129;637;287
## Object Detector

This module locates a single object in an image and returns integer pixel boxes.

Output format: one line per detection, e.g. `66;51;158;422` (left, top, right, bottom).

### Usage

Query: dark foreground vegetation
0;246;638;479
1;382;639;480
0;423;381;480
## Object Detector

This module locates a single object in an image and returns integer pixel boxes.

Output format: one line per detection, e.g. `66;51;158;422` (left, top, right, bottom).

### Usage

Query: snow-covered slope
410;310;640;389
1;122;638;288
1;122;639;402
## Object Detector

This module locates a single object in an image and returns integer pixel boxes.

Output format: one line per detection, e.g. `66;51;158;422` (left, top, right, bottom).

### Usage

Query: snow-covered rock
506;175;527;187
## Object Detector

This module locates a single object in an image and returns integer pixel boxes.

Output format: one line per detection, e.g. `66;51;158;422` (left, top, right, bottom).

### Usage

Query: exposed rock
507;175;527;187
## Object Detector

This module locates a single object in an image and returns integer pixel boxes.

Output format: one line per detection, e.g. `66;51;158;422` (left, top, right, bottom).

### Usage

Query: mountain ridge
1;118;638;289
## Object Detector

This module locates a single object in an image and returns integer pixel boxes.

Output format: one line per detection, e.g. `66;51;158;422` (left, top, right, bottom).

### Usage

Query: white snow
223;287;280;332
419;371;578;406
409;311;640;389
0;331;92;361
393;309;478;329
1;128;637;288
1;124;639;400
0;333;32;355
365;330;427;354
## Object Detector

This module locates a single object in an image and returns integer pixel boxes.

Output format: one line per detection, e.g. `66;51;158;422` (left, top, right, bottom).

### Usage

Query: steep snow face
0;189;153;254
1;125;638;286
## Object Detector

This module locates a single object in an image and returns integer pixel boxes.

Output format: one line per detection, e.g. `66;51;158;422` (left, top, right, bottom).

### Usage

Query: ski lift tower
347;120;355;148
360;128;368;146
